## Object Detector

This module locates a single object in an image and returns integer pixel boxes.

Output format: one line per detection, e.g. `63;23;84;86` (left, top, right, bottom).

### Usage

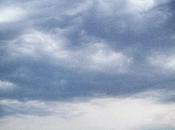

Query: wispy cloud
148;51;175;73
8;30;132;73
0;80;16;91
0;7;25;23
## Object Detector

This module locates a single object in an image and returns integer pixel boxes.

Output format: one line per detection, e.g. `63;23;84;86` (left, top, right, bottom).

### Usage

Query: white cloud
127;0;154;12
92;0;169;33
96;0;156;15
64;0;92;16
98;0;168;13
11;30;68;59
9;30;132;73
0;99;46;110
0;7;25;23
0;80;16;91
86;43;132;72
0;92;175;130
148;52;175;72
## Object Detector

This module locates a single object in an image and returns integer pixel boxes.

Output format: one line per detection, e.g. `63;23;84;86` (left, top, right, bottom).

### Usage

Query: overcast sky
0;0;175;130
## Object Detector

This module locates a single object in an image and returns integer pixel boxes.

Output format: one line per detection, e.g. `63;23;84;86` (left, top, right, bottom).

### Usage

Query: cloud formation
0;0;174;99
9;30;132;73
149;51;175;72
0;0;175;129
0;80;16;91
0;92;175;130
0;7;25;23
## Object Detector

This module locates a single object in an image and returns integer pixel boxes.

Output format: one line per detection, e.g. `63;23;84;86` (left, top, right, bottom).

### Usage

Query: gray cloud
0;0;175;123
1;1;175;130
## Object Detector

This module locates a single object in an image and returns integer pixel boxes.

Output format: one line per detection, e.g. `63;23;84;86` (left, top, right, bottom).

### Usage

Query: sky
0;0;175;130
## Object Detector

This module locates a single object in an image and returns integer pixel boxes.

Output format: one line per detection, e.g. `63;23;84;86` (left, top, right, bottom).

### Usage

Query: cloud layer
0;0;175;129
0;92;175;130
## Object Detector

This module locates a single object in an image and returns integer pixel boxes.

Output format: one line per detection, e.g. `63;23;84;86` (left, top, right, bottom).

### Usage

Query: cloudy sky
0;0;175;130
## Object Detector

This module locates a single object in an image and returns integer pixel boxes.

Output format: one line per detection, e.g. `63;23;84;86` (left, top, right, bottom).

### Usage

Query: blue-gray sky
0;0;175;130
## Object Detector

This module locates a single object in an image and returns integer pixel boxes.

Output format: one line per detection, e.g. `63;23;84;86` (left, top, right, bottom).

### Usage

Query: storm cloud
0;0;175;130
